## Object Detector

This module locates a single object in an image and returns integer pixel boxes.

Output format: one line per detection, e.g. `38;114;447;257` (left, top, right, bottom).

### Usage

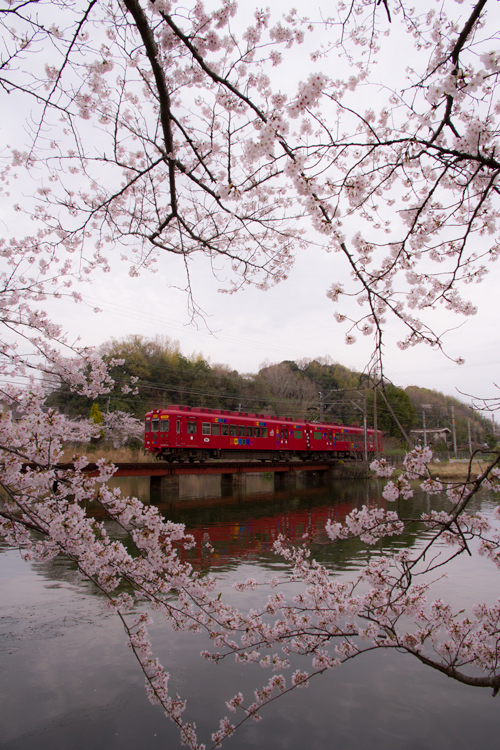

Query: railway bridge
81;459;368;495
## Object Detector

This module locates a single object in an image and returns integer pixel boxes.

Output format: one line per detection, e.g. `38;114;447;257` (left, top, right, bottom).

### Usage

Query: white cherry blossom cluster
287;73;328;118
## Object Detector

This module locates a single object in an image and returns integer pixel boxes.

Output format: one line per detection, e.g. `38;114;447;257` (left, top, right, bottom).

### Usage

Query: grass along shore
60;445;152;464
427;459;495;481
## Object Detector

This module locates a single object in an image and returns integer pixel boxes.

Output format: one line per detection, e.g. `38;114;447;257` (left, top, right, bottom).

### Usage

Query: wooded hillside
46;335;496;446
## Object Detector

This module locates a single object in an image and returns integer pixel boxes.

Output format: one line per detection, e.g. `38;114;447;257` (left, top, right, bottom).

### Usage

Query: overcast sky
41;239;500;404
3;0;500;407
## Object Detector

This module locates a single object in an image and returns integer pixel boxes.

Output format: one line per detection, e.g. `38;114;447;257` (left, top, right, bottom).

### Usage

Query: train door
176;416;185;447
186;418;198;448
279;425;288;447
150;414;159;450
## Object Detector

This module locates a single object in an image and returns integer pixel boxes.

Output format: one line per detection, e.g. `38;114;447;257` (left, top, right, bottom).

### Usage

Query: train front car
144;406;312;462
144;409;171;458
144;405;195;461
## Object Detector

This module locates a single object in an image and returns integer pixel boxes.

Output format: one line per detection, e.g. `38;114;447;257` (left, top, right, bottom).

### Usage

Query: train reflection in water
147;477;385;567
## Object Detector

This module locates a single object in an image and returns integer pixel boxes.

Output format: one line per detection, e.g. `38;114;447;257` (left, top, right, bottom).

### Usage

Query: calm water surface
1;475;500;750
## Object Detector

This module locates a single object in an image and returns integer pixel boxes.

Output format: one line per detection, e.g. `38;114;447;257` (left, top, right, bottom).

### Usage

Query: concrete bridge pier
325;466;341;480
303;470;315;486
317;468;330;484
150;474;180;495
221;473;247;492
303;470;327;487
274;471;296;491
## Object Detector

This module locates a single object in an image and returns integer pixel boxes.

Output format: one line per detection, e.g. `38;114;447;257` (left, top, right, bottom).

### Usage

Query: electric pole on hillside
363;387;368;462
318;389;353;422
451;405;458;458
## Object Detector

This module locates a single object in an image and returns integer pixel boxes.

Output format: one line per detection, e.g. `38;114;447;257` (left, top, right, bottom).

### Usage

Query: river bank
427;459;494;481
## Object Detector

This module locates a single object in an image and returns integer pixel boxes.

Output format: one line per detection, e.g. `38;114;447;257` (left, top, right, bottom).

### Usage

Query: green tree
47;335;275;419
89;403;104;442
367;385;417;442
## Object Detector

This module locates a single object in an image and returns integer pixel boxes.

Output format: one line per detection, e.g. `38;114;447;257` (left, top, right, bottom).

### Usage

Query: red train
144;405;382;462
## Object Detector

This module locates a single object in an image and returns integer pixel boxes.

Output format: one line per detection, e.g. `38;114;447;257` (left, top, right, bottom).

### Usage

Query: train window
145;418;151;432
160;418;169;433
187;421;197;434
254;426;261;438
246;426;253;437
151;418;159;432
314;432;322;440
230;424;237;436
176;419;181;434
221;424;229;436
294;430;303;439
202;422;211;435
212;424;220;436
238;425;245;437
262;427;268;438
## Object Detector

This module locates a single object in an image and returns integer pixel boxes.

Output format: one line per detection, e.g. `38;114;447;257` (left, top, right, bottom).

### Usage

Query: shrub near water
61;445;151;464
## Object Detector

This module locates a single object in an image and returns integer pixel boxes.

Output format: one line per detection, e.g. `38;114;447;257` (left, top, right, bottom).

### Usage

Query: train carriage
144;405;382;462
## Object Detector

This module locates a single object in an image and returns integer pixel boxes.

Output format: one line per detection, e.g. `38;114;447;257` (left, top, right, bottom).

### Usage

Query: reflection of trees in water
27;479;497;590
31;552;103;594
29;518;136;596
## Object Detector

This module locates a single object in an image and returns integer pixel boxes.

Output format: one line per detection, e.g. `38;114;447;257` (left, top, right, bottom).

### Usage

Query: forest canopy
45;335;495;447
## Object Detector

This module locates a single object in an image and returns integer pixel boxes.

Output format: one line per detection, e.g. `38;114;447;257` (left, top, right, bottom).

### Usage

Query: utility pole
373;384;378;457
451;405;458;458
422;410;427;448
318;388;345;422
348;392;368;461
363;387;368;462
378;387;413;448
468;418;472;455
